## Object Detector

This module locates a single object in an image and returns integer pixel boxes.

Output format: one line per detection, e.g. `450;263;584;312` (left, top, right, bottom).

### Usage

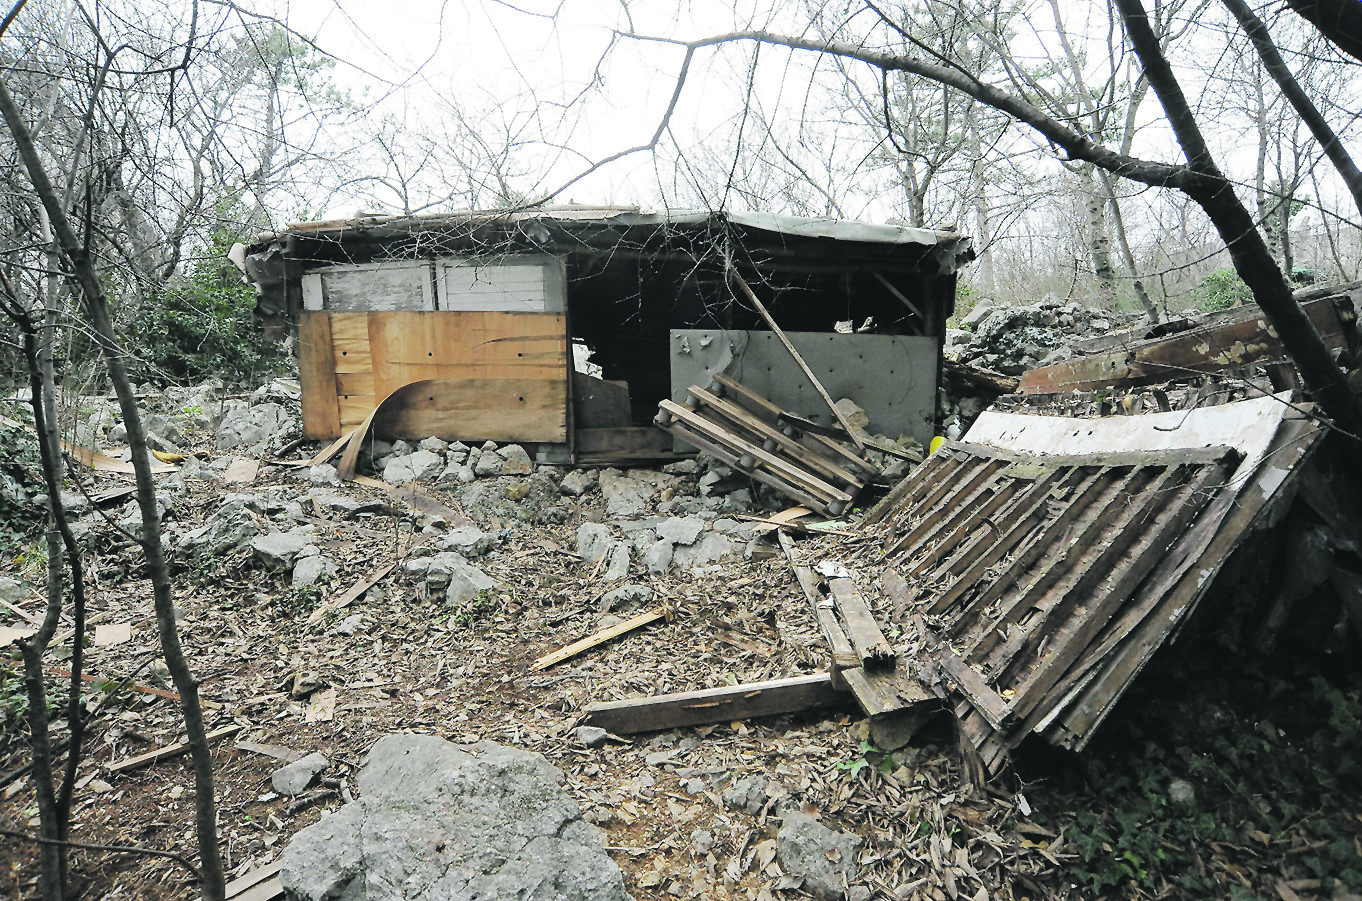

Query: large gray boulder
280;735;631;901
776;812;862;901
177;498;261;556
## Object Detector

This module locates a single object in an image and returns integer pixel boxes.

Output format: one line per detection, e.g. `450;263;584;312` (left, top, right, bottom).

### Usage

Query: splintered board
299;310;568;442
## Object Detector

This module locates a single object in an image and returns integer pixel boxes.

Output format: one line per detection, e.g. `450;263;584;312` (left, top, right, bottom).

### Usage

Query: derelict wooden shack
238;207;972;464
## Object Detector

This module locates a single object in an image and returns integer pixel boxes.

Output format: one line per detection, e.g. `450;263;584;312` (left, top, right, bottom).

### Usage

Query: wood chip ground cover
0;451;1355;900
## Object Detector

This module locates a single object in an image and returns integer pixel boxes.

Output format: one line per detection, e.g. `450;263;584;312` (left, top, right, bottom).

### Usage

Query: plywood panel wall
299;311;568;443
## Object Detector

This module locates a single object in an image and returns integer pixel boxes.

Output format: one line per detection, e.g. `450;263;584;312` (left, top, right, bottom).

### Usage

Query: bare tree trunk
0;77;227;901
1098;169;1159;321
968;105;995;297
1080;163;1116;305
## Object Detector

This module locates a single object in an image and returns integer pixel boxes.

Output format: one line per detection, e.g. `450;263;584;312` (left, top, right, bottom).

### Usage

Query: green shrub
1196;267;1253;311
126;229;286;387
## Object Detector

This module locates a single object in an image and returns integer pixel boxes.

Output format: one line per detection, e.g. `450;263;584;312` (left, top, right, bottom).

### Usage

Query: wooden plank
530;608;667;671
225;861;283;900
778;531;859;673
1050;415;1323;749
936;651;1011;733
334;371;376;397
573;427;676;460
309;432;353;467
108;725;241;775
299;312;341;440
841;666;934;718
826;579;895;669
376;377;566;442
1018;297;1349;394
583;673;846;734
905;476;1028;577
885;459;1007;558
232;877;282;901
1007;463;1225;721
728;271;867;450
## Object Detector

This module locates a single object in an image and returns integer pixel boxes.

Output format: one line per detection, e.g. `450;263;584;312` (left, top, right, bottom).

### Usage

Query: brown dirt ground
0;452;1080;901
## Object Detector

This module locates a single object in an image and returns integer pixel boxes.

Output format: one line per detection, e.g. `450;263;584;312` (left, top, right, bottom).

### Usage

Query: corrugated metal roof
251;206;962;250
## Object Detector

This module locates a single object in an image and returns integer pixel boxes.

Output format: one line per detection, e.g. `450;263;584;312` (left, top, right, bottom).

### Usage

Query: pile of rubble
946;296;1145;375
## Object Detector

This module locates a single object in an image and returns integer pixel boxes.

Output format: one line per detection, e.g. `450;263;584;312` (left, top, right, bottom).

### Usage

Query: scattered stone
480;440;498;452
559;468;598;497
176;497;262;556
603;543;630;582
643;538;674;575
1168;778;1196;804
418;437;448;454
599;468;655;517
292;555;337;587
499;444;534;475
504;480;530;501
833;398;870;431
409;552;497;604
576;726;609;749
656;515;704;546
279;735;629;901
776;812;863;901
475;450;505;478
307;464;339;486
271;752;328;796
662;459;698;475
438;461;477;485
0;577;27;605
599;583;653;612
576;522;614;563
335;614;364;636
251;528;314;570
384;449;442;484
439;526;497;557
722;775;769;815
690;828;714;855
673;532;736;570
215;402;292;453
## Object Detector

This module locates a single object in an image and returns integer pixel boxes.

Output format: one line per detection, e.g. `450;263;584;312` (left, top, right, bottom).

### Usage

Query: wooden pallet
655;374;879;516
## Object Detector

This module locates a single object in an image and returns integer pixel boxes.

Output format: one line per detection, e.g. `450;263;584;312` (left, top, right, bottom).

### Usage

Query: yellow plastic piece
929;436;945;455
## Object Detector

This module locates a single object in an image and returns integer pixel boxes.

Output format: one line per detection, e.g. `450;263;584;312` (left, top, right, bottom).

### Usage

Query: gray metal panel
669;330;938;447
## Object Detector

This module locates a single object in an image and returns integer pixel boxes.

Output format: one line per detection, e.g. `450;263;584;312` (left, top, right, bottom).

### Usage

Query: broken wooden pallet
865;396;1326;777
655;374;878;517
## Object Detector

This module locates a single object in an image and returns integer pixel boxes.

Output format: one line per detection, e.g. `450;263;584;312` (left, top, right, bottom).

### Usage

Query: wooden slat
659;400;849;505
936;651;1010;733
299;312;341;440
826;579;896;669
108;725;241;775
841;666;935;718
1007;463;1226;720
779;531;859;673
711;373;877;474
687;385;864;487
584;673;846;734
530;608;666;672
225;861;283;900
886;460;1008;558
665;419;830;514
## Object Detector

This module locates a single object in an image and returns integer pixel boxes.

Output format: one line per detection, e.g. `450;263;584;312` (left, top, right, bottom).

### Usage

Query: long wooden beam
583;673;846;734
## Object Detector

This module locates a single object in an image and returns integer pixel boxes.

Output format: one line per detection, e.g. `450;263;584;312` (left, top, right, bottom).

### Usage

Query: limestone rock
576;522;614;563
599;469;655;517
215;402;292;454
599;584;653;612
292;555;337;587
559;469;598;497
251;528;314;570
499;444;534;475
279;735;631;901
177;498;261;556
776;812;863;900
656;515;704;546
271;752;328;796
643;538;674;575
474;450;505;477
603;543;630;582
